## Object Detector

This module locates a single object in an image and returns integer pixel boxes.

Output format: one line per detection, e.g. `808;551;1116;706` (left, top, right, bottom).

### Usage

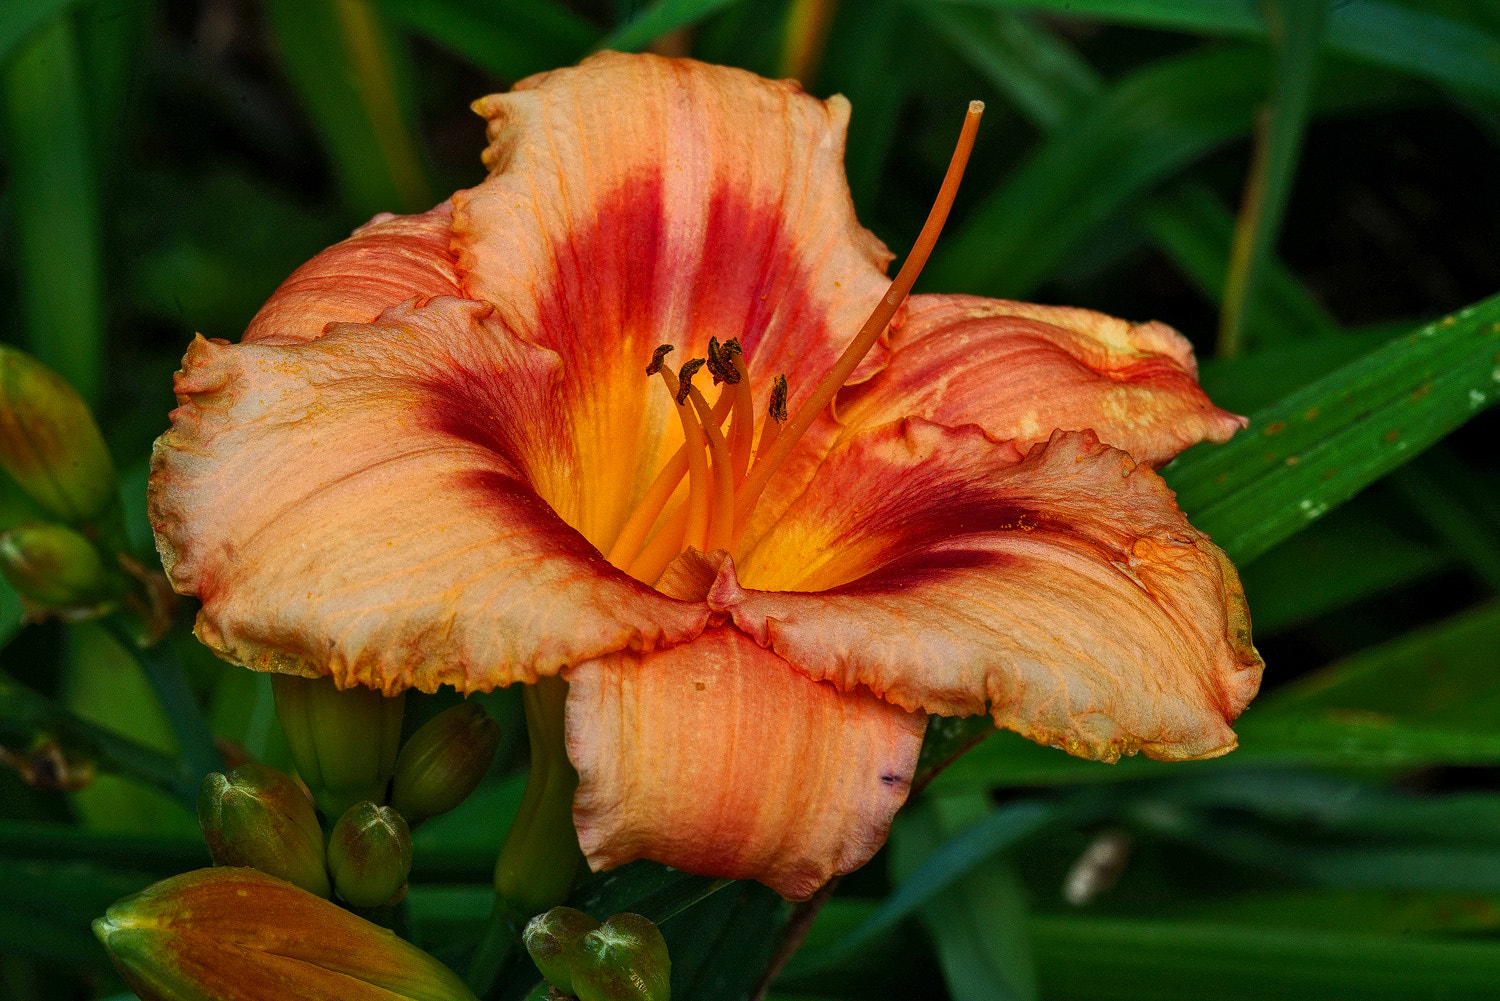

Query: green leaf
0;0;77;66
1217;0;1328;356
1387;448;1500;591
0;12;106;404
379;0;597;81
783;796;1067;978
818;0;906;208
264;0;434;218
889;794;1038;1001
1029;913;1500;1000
599;0;744;52
1166;293;1500;563
938;0;1500;101
925;44;1395;298
666;881;786;1001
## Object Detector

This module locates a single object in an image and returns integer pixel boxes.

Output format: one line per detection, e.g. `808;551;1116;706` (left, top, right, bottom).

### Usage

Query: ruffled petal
835;295;1245;465
150;297;707;694
566;626;925;900
720;422;1262;762
453;51;896;550
244;202;462;346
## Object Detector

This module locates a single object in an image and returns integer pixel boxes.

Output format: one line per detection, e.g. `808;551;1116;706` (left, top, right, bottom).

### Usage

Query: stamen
755;374;789;467
607;364;735;573
656;364;711;557
688;384;736;553
645;343;674;375
734;101;984;538
728;353;754;486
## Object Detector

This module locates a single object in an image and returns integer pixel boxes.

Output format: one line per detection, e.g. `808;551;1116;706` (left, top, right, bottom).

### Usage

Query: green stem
0;670;198;806
470;676;583;994
101;615;223;785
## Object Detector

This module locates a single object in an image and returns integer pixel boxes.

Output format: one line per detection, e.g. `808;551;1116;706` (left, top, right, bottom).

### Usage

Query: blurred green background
3;1;1500;999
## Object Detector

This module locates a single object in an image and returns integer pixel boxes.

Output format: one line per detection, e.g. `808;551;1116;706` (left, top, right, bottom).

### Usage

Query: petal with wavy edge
567;625;925;901
150;297;707;694
721;423;1262;762
835;295;1245;465
453;51;896;550
244;202;462;346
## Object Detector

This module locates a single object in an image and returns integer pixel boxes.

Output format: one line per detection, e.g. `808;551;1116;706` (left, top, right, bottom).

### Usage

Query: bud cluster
197;687;500;911
524;906;671;1001
0;347;127;620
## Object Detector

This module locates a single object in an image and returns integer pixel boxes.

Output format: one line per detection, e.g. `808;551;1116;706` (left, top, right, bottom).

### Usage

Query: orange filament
728;356;755;487
688;385;736;553
654;365;711;558
734;100;984;540
607;384;734;569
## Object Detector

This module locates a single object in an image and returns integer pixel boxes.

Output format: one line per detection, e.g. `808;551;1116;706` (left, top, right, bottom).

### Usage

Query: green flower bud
523;905;601;996
272;673;405;818
0;522;114;611
390;702;500;825
0;346;116;524
328;801;413;908
572;913;671;1001
197;764;330;898
93;867;480;1001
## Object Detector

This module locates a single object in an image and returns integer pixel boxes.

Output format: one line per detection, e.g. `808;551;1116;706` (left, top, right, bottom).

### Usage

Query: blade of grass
0;12;105;404
1218;0;1328;357
925;44;1395;298
265;0;433;217
1165;293;1500;563
100;616;223;786
0;0;77;65
921;5;1339;345
1029;914;1500;1001
937;0;1500;100
1387;449;1500;592
378;0;597;82
597;0;743;52
0;670;197;805
889;795;1038;1001
783;793;1103;978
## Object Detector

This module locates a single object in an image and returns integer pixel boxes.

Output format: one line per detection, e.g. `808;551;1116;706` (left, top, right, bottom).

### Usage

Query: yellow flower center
605;100;985;586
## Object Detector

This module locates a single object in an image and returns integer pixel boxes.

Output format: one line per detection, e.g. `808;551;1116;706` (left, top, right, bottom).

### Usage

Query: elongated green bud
0;522;114;610
390;702;500;825
93;868;479;1001
523;906;600;996
271;673;405;818
0;346;116;523
197;764;330;898
572;913;671;1001
328;801;412;908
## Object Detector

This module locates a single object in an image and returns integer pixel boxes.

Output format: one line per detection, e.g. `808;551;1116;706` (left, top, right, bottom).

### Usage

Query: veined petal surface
835;295;1245;465
151;297;706;694
567;627;925;901
244;202;462;346
454;51;897;550
722;423;1262;762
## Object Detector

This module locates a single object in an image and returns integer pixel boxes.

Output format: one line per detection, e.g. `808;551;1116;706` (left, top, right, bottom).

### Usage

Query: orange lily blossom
149;52;1262;900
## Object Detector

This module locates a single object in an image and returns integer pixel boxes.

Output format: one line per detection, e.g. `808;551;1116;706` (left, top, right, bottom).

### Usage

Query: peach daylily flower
149;52;1262;901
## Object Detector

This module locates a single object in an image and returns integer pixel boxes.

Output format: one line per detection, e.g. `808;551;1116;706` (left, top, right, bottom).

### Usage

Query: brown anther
706;337;743;385
769;374;789;423
676;359;706;405
646;344;675;376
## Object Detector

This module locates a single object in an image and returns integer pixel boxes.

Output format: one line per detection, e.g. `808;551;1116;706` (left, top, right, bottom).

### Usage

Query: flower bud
0;523;114;611
93;867;479;1001
390;702;500;825
523;905;600;996
272;673;405;818
328;801;413;908
197;764;329;898
571;913;671;1001
0;346;116;523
